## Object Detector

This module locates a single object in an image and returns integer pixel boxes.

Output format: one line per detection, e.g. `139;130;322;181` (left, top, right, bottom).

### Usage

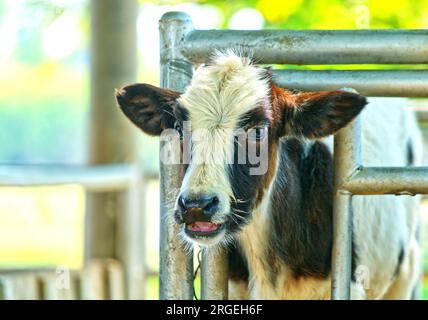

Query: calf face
117;52;366;247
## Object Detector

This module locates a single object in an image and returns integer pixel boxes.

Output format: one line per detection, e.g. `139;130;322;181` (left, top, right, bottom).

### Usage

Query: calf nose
178;194;220;219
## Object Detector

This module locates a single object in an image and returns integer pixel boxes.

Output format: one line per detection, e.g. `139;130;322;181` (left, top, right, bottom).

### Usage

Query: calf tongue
188;221;218;232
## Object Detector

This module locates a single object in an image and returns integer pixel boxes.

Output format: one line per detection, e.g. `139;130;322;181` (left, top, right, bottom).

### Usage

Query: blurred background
0;0;428;299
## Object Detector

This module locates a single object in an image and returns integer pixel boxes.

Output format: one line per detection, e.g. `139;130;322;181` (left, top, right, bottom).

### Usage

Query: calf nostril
179;195;220;217
203;196;219;216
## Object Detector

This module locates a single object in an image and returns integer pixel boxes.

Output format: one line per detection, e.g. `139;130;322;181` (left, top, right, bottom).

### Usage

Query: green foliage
144;0;428;29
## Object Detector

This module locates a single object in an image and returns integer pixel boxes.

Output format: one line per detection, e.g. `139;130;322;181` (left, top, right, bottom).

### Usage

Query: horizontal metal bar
343;167;428;195
0;164;140;192
183;29;428;65
273;70;428;97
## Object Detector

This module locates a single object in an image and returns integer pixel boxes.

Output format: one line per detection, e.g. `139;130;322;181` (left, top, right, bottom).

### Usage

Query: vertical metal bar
159;12;194;300
201;249;228;300
331;116;361;300
331;193;352;299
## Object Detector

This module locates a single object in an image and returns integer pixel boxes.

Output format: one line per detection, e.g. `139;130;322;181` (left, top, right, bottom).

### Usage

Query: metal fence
158;11;428;300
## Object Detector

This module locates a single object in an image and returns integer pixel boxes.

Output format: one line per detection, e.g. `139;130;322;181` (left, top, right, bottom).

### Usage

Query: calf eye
174;121;183;140
248;126;267;142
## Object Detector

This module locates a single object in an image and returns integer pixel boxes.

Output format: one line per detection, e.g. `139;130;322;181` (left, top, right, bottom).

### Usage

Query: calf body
230;99;422;299
117;51;421;299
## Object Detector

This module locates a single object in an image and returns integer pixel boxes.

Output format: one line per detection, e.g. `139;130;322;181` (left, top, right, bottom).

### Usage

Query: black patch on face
172;104;190;176
225;108;271;235
269;139;357;279
226;136;266;234
227;240;249;282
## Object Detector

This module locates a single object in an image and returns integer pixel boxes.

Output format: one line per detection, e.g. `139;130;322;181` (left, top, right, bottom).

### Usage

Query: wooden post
86;0;141;299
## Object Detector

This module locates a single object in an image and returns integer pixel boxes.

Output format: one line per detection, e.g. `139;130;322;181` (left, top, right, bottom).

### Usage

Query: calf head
116;51;367;247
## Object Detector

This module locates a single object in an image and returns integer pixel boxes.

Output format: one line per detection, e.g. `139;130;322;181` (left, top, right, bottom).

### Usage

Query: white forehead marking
177;50;270;130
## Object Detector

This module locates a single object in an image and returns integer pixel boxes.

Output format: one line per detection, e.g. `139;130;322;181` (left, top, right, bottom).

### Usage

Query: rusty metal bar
331;114;362;300
182;29;428;65
273;70;428;97
342;167;428;195
159;11;194;300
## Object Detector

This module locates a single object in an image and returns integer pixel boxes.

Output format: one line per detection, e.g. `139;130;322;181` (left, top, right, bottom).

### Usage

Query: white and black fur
116;51;422;300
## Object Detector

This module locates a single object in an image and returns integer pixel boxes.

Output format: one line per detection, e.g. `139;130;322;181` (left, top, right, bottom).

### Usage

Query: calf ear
116;83;180;136
279;88;367;139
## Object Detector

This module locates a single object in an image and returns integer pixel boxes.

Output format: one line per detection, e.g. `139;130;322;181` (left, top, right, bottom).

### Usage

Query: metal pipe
182;29;428;65
201;249;228;300
331;115;362;300
273;70;428;97
0;164;136;192
159;11;194;300
331;193;353;299
343;167;428;195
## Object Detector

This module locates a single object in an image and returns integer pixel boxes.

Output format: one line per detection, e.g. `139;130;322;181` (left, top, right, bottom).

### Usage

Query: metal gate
158;11;428;300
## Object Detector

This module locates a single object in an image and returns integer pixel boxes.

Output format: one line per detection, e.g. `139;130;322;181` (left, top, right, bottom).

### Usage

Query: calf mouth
184;221;225;239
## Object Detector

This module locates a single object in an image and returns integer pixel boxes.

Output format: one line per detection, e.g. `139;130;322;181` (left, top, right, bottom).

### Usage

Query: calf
116;51;422;299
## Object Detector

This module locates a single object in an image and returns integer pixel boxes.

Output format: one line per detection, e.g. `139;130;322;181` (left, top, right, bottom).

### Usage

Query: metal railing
158;11;428;300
